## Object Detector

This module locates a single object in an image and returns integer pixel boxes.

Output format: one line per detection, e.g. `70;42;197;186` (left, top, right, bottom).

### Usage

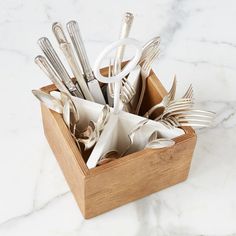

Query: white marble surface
0;0;236;235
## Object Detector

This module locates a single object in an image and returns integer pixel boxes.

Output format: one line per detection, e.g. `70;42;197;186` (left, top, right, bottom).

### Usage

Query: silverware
113;12;134;75
73;105;110;151
160;110;215;128
96;105;110;132
120;78;136;112
182;84;193;99
157;98;193;119
32;89;63;113
62;94;80;129
121;119;149;156
145;130;175;149
107;59;136;112
108;12;134;106
35;55;71;97
144;76;177;118
52;22;94;102
66;21;106;105
139;36;161;65
77;121;98;150
135;45;160;114
38;37;83;98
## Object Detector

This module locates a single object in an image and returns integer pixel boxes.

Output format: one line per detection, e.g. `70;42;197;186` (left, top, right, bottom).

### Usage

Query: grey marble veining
0;0;235;235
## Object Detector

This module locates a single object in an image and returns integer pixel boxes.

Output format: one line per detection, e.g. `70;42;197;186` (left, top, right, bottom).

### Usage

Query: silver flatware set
32;12;215;166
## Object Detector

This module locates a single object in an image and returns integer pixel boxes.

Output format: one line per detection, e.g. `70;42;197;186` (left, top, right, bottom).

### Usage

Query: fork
138;36;161;65
157;98;194;119
107;59;136;112
143;76;177;118
160;109;215;128
182;84;193;99
135;45;160;114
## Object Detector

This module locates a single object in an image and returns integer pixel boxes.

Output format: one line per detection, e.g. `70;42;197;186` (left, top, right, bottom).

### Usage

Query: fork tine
168;109;214;116
163;119;212;128
182;84;193;99
177;117;213;123
159;119;174;129
143;46;160;69
166;101;193;109
163;105;194;115
175;113;214;120
167;75;177;101
178;122;212;127
168;98;193;106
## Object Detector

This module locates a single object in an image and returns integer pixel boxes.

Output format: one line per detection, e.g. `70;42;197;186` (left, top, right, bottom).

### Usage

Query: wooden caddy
40;68;197;219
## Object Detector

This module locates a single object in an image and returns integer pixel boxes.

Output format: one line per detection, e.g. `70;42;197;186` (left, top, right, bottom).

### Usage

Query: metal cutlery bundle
33;12;215;168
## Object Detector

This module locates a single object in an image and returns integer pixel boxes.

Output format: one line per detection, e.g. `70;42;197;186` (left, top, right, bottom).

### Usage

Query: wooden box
40;68;197;219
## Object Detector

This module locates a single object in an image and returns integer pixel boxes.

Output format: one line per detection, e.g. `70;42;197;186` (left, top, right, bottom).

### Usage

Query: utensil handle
113;12;134;75
52;22;68;44
35;55;71;96
38;37;83;98
53;23;90;99
67;21;94;82
60;43;95;101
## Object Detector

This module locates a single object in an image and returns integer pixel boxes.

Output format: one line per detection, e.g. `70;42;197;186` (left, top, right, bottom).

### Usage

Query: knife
52;22;94;102
38;37;83;98
35;55;71;97
66;20;106;105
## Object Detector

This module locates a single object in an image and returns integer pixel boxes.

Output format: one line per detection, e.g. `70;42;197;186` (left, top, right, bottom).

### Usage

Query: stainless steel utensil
108;12;134;106
96;105;110;132
145;138;175;149
52;22;94;101
159;110;215;128
144;76;177;118
139;36;161;65
107;59;136;112
158;98;194;119
77;121;98;150
121;119;149;156
182;84;193;99
66;21;106;104
113;12;134;75
32;89;63;113
145;131;175;149
135;45;160;114
38;37;83;98
35;55;71;97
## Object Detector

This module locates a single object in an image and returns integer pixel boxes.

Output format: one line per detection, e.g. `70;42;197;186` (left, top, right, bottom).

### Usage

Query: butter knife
35;55;71;96
38;37;83;98
52;22;94;102
66;21;106;105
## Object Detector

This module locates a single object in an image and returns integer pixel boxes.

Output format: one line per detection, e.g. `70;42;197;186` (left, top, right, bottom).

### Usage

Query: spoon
32;89;63;113
121;119;149;156
96;105;110;132
77;121;98;150
145;131;175;149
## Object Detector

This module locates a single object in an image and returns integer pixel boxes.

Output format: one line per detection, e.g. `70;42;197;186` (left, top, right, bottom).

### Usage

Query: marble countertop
0;0;235;235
